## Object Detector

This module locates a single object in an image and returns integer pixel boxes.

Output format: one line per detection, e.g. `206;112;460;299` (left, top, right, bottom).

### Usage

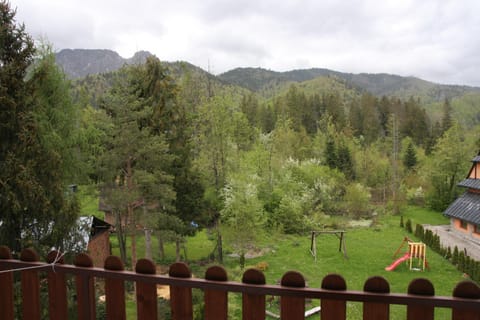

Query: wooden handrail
1;246;479;320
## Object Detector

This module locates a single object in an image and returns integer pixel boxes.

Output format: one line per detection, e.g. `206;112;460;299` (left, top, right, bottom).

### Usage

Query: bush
405;219;413;233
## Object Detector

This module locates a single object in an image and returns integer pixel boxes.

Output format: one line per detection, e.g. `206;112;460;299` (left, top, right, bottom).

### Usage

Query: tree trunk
217;220;223;263
115;210;127;265
175;238;181;262
145;228;152;260
158;232;165;260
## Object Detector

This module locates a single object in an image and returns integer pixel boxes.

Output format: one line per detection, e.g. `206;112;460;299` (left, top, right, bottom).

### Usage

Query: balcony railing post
20;248;41;320
363;276;390;320
169;262;193;320
74;253;96;320
407;278;434;320
242;268;266;320
280;271;306;320
0;246;14;320
135;258;158;320
321;274;347;320
46;250;68;320
204;265;228;320
452;281;480;320
104;256;126;320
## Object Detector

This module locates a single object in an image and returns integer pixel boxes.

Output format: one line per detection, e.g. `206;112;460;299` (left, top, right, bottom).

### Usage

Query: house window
475;225;480;235
460;220;468;230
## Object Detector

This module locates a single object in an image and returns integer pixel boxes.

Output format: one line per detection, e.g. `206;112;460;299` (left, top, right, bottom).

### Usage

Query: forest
1;0;480;269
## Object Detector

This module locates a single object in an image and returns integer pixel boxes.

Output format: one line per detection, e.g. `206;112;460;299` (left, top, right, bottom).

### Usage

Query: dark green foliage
403;141;417;170
452;246;459;265
325;139;337;169
0;2;78;254
400;215;404;228
405;219;413;233
414;224;424;238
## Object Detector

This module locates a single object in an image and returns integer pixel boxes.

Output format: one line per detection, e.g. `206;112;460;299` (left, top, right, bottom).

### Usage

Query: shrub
405;219;413;233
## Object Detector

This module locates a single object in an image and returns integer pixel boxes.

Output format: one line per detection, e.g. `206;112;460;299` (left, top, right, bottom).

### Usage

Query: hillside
218;67;480;103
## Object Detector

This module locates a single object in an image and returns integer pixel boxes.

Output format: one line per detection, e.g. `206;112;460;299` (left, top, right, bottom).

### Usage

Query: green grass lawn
107;206;467;319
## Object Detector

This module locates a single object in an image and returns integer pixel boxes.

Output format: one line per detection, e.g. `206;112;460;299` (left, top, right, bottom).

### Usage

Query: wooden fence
0;246;479;320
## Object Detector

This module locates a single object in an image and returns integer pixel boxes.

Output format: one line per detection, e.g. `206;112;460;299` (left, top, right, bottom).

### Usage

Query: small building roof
458;178;480;190
444;192;480;225
472;155;480;163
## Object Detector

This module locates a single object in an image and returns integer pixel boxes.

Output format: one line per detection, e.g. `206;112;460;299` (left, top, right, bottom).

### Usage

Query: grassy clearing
108;206;464;319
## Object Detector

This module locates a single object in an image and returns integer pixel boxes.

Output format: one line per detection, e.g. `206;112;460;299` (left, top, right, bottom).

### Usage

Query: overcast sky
10;0;480;86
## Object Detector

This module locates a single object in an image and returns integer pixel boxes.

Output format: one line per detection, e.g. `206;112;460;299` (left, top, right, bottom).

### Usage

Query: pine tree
403;141;417;170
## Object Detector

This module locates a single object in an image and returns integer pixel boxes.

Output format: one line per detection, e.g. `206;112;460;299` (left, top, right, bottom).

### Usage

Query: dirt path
423;224;480;261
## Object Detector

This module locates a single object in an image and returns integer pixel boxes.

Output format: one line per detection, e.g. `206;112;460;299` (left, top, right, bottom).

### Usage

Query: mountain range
55;49;480;105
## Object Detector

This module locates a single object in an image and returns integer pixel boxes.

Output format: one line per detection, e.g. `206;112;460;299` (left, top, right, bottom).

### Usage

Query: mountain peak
55;49;153;79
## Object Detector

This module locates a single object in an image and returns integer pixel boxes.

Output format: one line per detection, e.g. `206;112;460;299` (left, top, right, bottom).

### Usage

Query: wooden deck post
363;276;390;320
321;274;347;320
452;281;480;320
169;262;193;320
135;258;158;320
74;253;96;320
0;246;14;320
242;268;266;320
20;248;41;320
407;278;434;320
104;256;126;320
280;271;306;320
204;265;228;320
46;250;68;320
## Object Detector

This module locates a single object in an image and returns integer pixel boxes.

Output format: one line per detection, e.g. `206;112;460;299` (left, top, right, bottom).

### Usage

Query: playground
116;207;469;319
385;237;429;271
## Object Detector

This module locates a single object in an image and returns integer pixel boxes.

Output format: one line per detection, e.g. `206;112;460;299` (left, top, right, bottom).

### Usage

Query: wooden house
77;216;112;267
443;152;480;243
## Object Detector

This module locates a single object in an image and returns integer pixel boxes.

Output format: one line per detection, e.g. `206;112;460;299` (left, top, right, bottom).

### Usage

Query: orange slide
385;252;410;271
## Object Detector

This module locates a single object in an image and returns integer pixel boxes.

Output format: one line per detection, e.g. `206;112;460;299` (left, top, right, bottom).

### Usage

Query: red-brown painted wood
407;278;434;320
321;274;347;320
46;250;68;320
74;253;96;320
0;246;14;320
20;248;41;320
280;271;306;320
104;256;126;320
452;281;480;320
363;276;390;320
169;262;193;320
204;265;228;320
242;268;266;320
135;258;157;320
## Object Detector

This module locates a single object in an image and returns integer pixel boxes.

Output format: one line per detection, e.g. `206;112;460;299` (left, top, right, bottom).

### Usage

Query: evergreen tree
403;141;417;170
325;139;337;169
0;2;79;253
441;98;453;134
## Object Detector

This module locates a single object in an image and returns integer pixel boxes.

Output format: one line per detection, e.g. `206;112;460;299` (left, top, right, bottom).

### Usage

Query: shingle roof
458;178;480;190
444;192;480;225
472;155;480;162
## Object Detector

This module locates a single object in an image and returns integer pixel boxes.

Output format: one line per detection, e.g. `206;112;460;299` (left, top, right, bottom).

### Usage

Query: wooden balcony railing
1;246;479;320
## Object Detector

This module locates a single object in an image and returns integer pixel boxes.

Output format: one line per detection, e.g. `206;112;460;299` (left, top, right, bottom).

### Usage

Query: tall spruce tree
0;2;79;253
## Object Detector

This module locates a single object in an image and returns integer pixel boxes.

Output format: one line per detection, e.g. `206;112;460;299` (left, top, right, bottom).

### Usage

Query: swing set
310;230;348;261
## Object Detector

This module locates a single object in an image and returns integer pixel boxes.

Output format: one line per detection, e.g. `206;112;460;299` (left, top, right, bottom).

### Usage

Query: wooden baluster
75;253;96;320
46;250;68;320
363;276;390;320
407;278;434;320
321;274;347;320
242;268;266;320
280;271;305;320
135;258;157;320
104;256;126;320
452;281;480;320
0;246;14;320
20;248;41;320
204;265;228;320
169;262;193;320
